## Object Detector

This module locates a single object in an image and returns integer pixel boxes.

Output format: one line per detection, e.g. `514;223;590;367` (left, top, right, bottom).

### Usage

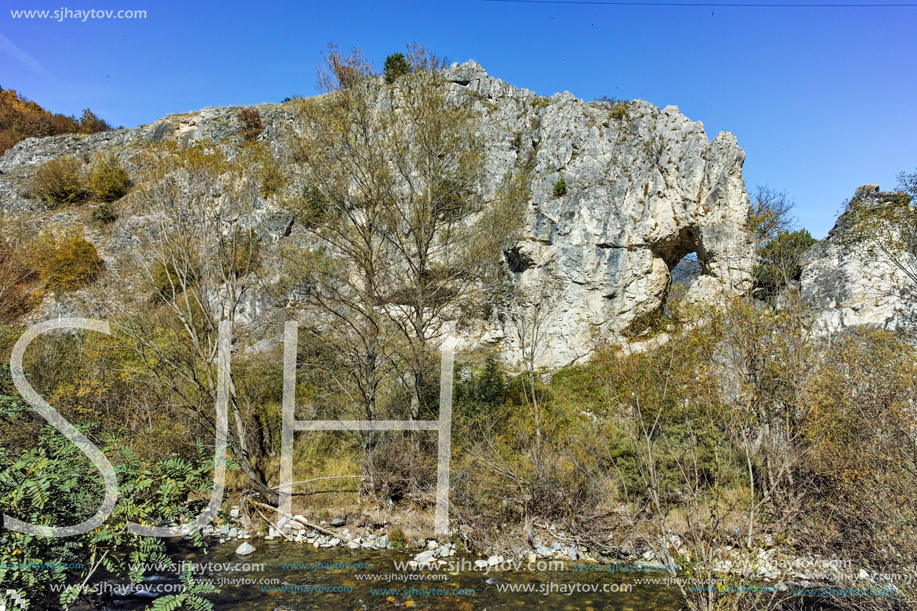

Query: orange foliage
0;86;111;155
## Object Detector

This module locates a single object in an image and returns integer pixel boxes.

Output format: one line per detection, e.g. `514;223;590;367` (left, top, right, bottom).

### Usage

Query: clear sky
2;0;916;237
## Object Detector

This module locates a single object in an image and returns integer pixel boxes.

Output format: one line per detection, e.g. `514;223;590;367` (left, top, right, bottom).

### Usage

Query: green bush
388;526;407;550
531;96;550;109
29;156;86;207
553;177;567;197
87;153;130;202
753;229;817;299
35;233;104;291
383;53;412;84
90;202;118;224
454;357;506;417
0;427;219;609
609;102;628;121
151;259;196;302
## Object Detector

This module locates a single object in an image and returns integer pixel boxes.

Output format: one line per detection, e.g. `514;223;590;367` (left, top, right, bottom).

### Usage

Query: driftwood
247;500;338;538
252;507;293;542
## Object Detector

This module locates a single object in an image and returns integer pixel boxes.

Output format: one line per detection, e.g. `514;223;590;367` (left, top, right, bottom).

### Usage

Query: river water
104;540;684;610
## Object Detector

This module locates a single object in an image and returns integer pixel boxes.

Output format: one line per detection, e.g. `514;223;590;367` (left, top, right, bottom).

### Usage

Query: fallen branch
247;500;338;538
254;507;293;542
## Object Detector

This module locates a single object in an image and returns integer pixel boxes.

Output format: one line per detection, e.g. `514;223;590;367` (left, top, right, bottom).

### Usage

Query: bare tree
282;46;402;491
510;273;560;466
283;45;523;491
378;44;524;419
745;185;796;250
112;143;278;504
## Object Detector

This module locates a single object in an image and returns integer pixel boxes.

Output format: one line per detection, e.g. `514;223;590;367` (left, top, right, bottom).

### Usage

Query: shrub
531;96;550;109
77;108;110;134
388;526;407;550
90;202;118;224
609;101;628;121
0;225;36;321
454;357;506;417
151;259;195;302
553;177;567;197
29;156;85;206
35;233;104;291
87;153;130;202
753;229;817;299
383;52;412;84
237;107;263;141
219;228;261;278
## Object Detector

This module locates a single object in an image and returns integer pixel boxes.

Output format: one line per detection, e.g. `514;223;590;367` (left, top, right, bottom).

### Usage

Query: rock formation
0;61;756;368
801;184;917;338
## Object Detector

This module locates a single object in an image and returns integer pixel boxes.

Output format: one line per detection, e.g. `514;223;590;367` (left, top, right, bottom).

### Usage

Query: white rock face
439;62;754;367
801;185;917;338
0;61;755;368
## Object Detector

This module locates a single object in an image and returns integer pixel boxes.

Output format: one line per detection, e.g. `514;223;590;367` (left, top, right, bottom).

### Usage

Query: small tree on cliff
383;52;412;83
746;185;815;301
753;229;817;299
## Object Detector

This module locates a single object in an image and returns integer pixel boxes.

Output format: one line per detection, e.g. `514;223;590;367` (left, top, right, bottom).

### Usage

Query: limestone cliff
0;61;756;368
801;184;917;338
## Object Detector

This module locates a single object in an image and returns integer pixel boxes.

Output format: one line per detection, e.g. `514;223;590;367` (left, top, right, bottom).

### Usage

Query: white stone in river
235;542;256;556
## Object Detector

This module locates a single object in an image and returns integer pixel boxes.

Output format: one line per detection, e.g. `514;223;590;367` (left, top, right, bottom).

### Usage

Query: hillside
0;86;111;155
2;56;917;611
0;61;756;368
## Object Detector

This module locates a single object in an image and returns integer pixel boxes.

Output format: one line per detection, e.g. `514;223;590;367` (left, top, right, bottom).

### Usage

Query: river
101;540;684;610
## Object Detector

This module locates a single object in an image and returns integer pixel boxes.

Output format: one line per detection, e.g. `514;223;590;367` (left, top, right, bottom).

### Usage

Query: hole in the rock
504;247;532;274
671;252;703;288
666;252;704;307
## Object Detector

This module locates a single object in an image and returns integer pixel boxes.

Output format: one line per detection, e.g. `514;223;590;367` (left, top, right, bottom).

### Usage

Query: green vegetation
553;177;567;197
0;221;35;321
388;526;408;550
149;567;220;611
87;152;130;203
383;52;412;83
29;156;86;207
531;96;550;109
753;229;817;298
90;202;119;225
593;97;630;121
0;404;219;609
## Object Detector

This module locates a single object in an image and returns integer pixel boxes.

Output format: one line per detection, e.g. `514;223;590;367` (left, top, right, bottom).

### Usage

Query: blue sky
2;0;916;237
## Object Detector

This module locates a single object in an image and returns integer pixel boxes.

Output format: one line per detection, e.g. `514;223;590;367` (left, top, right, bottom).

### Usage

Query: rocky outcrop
0;61;756;368
801;185;917;338
441;63;754;366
